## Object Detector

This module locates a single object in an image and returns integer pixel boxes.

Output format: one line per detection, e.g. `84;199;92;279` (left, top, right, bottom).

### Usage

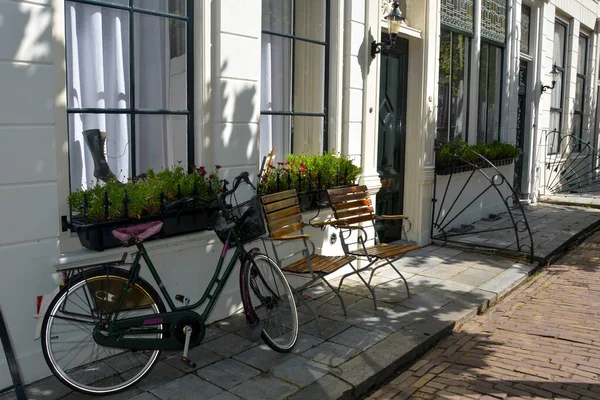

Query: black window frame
64;0;195;180
549;19;568;155
260;0;330;154
437;27;472;143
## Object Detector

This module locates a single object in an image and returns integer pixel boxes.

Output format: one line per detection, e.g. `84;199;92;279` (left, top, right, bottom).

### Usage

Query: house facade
0;0;598;388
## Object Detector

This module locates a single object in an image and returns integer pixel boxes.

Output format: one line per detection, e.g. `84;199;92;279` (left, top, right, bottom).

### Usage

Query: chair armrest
378;215;409;220
269;234;311;241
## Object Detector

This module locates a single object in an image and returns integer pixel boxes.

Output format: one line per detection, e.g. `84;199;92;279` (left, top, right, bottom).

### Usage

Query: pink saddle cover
112;221;164;243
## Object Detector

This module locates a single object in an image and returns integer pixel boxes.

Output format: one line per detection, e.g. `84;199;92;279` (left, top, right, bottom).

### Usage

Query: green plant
436;140;520;166
258;153;362;195
68;165;223;223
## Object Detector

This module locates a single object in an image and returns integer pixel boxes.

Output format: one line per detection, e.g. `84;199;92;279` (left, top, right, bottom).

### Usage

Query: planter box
68;208;220;251
436;158;515;176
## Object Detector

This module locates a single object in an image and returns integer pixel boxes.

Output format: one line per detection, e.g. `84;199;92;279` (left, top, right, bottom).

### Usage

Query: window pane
293;116;324;155
260;114;291;162
262;0;292;36
134;13;187;110
553;23;566;67
573;114;582;139
135;114;187;173
520;5;531;54
69;113;131;190
261;35;292;112
477;44;489;144
133;0;187;17
451;33;469;142
295;0;326;42
487;46;502;143
551;72;563;109
575;77;584;112
437;30;451;142
293;41;325;113
66;2;130;109
548;112;561;154
578;35;587;75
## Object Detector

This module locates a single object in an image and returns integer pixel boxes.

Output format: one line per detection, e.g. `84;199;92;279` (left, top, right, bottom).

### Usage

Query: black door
376;36;408;243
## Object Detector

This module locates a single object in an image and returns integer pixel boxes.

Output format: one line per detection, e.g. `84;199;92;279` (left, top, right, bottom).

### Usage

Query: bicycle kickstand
180;325;196;368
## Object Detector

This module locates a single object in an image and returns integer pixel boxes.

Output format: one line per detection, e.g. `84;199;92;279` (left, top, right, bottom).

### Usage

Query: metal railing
538;130;600;196
431;141;534;261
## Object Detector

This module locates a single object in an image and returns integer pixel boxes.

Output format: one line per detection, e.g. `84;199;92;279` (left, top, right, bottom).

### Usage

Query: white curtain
260;0;291;164
66;1;172;190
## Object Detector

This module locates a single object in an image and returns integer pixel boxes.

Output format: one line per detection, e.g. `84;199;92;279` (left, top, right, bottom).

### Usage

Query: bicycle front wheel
246;253;298;352
41;267;165;395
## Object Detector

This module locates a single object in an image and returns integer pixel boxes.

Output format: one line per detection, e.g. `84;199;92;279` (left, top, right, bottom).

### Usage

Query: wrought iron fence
538;130;600;195
431;140;534;261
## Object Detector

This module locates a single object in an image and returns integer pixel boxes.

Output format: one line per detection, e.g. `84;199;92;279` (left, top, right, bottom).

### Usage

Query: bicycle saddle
112;221;164;245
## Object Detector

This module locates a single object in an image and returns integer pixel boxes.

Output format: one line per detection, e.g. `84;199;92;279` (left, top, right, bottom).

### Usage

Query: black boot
83;129;119;183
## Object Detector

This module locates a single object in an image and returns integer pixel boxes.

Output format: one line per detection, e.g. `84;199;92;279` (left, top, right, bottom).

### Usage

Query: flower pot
68;207;220;251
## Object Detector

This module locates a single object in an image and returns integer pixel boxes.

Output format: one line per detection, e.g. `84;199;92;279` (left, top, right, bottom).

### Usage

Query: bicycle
41;172;299;395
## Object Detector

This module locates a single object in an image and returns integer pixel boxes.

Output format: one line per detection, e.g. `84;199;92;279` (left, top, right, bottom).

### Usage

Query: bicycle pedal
180;357;196;369
175;294;190;305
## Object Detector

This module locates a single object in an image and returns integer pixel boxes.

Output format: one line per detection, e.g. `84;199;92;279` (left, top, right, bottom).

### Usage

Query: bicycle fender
239;250;262;341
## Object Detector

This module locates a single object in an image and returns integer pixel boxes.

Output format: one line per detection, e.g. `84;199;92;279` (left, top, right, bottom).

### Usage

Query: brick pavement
366;231;600;400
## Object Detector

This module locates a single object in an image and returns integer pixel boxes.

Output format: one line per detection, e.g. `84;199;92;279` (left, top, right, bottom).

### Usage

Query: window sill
55;229;219;271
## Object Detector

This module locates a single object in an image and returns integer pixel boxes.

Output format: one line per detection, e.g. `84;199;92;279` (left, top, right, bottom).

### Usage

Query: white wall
0;0;61;388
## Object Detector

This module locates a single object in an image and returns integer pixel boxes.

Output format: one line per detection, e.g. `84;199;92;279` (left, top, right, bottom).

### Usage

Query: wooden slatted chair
320;185;420;308
260;189;356;321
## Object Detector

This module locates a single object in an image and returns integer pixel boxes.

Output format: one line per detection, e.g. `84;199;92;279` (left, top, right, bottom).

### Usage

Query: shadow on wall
213;60;259;183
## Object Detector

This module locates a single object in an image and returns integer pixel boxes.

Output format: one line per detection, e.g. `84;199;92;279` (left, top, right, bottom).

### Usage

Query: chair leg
319;275;347;316
384;259;411;298
339;262;378;310
293;287;322;336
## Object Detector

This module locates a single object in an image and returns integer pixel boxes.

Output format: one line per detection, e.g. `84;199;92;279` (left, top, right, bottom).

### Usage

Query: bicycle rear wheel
246;253;298;352
41;267;165;395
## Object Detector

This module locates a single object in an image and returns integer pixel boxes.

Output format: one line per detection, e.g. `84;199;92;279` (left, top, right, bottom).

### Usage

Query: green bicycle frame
111;225;248;325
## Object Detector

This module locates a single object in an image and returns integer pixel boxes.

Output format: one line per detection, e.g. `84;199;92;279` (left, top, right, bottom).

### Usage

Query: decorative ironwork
520;5;531;54
431;140;534;261
539;131;600;195
481;0;507;44
440;0;474;34
514;61;527;195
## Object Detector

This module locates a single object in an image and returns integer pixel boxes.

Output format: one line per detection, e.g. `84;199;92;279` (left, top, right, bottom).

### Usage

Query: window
548;20;568;154
437;29;471;143
65;0;194;191
574;34;588;148
260;0;329;162
520;5;531;55
477;42;503;144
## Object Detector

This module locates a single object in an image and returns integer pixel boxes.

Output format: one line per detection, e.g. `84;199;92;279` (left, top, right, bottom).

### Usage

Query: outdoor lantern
371;1;405;59
541;64;559;93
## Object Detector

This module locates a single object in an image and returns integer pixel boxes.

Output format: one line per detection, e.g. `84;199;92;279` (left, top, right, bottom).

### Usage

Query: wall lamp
541;64;559;94
371;1;405;59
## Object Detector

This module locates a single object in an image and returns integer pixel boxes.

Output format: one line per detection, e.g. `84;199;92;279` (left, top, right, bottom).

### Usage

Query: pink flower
215;165;222;169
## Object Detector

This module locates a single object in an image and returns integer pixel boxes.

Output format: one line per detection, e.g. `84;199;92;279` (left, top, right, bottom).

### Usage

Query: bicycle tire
246;253;298;352
41;267;166;395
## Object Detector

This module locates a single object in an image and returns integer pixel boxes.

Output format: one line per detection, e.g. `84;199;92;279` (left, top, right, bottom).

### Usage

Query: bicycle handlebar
217;171;255;216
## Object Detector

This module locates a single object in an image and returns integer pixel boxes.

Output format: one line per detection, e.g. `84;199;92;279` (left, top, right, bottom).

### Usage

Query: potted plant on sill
257;152;362;210
66;165;225;251
435;140;520;176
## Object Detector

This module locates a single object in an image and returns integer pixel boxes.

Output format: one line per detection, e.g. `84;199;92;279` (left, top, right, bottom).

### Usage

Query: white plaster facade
0;0;599;389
